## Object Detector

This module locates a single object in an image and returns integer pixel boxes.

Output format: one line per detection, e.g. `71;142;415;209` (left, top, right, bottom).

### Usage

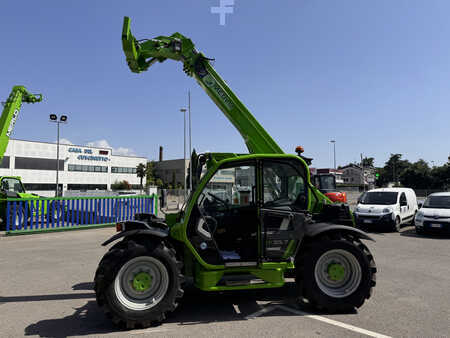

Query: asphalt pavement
0;226;449;337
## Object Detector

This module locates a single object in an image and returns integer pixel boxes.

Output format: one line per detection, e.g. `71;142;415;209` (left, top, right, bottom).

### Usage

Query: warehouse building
0;139;147;196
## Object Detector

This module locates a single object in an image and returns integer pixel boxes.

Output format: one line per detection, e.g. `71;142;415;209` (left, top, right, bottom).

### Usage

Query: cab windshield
422;195;450;209
360;191;398;205
317;175;336;192
1;178;25;193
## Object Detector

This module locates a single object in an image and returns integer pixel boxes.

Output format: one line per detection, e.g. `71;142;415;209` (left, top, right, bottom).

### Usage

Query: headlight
382;208;392;213
415;211;424;221
355;207;360;212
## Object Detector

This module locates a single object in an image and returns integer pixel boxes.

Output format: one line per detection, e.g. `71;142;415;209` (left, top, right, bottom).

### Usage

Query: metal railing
4;194;157;234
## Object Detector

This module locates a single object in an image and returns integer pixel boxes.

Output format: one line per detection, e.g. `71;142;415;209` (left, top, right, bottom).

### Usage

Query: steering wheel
207;192;229;208
196;203;218;241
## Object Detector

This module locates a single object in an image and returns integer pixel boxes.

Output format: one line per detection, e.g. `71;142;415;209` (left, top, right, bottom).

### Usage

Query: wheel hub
132;272;152;292
327;263;346;282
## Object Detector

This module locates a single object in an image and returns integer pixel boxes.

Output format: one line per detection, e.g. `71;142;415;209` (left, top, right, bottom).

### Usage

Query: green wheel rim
327;263;346;282
314;249;362;298
133;272;152;292
114;256;169;311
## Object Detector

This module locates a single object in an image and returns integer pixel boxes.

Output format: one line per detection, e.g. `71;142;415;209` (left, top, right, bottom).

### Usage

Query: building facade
0;139;147;196
341;164;375;187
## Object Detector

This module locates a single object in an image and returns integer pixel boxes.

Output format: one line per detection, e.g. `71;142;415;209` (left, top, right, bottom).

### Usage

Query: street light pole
188;90;192;195
330;140;336;171
49;114;67;197
180;108;187;202
56;121;60;196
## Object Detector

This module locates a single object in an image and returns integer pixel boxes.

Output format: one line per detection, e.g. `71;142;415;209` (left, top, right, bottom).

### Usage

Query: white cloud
85;139;137;156
59;138;73;145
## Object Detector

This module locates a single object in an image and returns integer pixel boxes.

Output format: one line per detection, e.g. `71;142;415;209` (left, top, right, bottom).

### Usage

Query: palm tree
136;163;146;193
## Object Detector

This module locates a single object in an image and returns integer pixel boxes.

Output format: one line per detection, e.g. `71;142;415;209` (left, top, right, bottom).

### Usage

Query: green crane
0;86;45;229
0;86;42;160
94;17;376;329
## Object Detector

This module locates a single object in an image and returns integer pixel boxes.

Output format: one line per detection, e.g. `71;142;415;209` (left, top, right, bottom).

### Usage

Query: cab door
259;159;309;261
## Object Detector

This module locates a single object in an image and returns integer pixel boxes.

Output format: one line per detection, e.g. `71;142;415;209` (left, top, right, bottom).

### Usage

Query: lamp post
330;140;336;171
49;114;67;197
188;90;192;196
180;108;187;202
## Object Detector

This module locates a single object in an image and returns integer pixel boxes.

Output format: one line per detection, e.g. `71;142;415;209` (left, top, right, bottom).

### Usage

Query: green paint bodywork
121;17;349;291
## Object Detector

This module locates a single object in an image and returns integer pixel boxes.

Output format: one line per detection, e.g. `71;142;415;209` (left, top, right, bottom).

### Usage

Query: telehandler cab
94;17;377;329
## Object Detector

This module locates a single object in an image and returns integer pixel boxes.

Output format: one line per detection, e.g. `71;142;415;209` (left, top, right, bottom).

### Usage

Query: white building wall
0;139;147;196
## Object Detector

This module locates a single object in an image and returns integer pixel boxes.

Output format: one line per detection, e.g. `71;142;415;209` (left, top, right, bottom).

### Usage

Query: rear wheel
94;239;184;329
296;234;376;312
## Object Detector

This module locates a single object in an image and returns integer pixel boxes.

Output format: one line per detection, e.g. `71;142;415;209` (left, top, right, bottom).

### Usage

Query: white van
354;188;418;231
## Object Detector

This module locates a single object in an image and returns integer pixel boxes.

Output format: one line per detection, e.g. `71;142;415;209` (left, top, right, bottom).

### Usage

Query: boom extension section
122;17;283;155
0;86;42;161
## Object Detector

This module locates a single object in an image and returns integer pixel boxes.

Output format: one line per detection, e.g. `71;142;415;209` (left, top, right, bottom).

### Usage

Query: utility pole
180;108;187;202
361;153;365;191
188;90;192;195
330;140;336;171
49;114;68;197
393;160;396;187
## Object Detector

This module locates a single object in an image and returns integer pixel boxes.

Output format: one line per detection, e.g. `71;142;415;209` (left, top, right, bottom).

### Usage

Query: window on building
15;157;65;171
0;156;10;169
111;166;137;174
23;183;62;191
68;164;108;173
67;184;107;190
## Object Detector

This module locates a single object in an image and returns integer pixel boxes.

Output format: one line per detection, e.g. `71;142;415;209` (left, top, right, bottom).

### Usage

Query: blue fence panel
4;195;155;233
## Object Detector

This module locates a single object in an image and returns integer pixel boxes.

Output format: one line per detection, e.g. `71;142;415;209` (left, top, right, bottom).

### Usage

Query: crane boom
122;17;283;155
0;86;42;161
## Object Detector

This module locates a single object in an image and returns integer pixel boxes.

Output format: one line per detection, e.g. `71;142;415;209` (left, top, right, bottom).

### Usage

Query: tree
111;180;131;190
171;171;176;189
361;157;374;167
136;163;146;192
381;154;410;185
399;159;432;189
145;161;157;187
430;164;450;189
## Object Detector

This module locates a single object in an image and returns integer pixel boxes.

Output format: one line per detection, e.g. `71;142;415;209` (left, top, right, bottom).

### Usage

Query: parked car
354;188;418;231
415;192;450;234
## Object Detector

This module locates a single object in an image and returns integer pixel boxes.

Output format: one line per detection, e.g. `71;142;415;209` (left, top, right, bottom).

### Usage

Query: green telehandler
0;86;51;229
94;17;377;329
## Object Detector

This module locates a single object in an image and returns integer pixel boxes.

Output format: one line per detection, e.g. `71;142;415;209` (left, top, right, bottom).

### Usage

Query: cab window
263;160;307;209
1;178;25;193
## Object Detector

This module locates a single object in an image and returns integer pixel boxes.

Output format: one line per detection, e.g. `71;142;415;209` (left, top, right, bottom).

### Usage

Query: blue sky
1;0;449;168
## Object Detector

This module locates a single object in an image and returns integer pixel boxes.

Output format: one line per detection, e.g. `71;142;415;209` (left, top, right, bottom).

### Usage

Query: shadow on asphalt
24;300;116;337
400;228;450;240
23;281;354;336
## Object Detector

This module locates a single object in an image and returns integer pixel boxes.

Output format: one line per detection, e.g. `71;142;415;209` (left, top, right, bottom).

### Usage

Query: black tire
94;239;184;329
410;212;417;226
295;234;376;313
392;216;401;232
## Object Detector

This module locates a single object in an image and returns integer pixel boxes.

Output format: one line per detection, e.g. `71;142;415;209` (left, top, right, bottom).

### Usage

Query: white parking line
246;304;391;338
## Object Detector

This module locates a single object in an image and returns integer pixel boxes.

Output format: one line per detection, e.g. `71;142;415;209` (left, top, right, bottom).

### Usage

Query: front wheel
94;240;184;329
392;216;401;232
296;234;376;313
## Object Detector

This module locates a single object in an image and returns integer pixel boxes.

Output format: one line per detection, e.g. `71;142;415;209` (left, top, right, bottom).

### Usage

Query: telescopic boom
122;16;283;155
0;86;42;161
